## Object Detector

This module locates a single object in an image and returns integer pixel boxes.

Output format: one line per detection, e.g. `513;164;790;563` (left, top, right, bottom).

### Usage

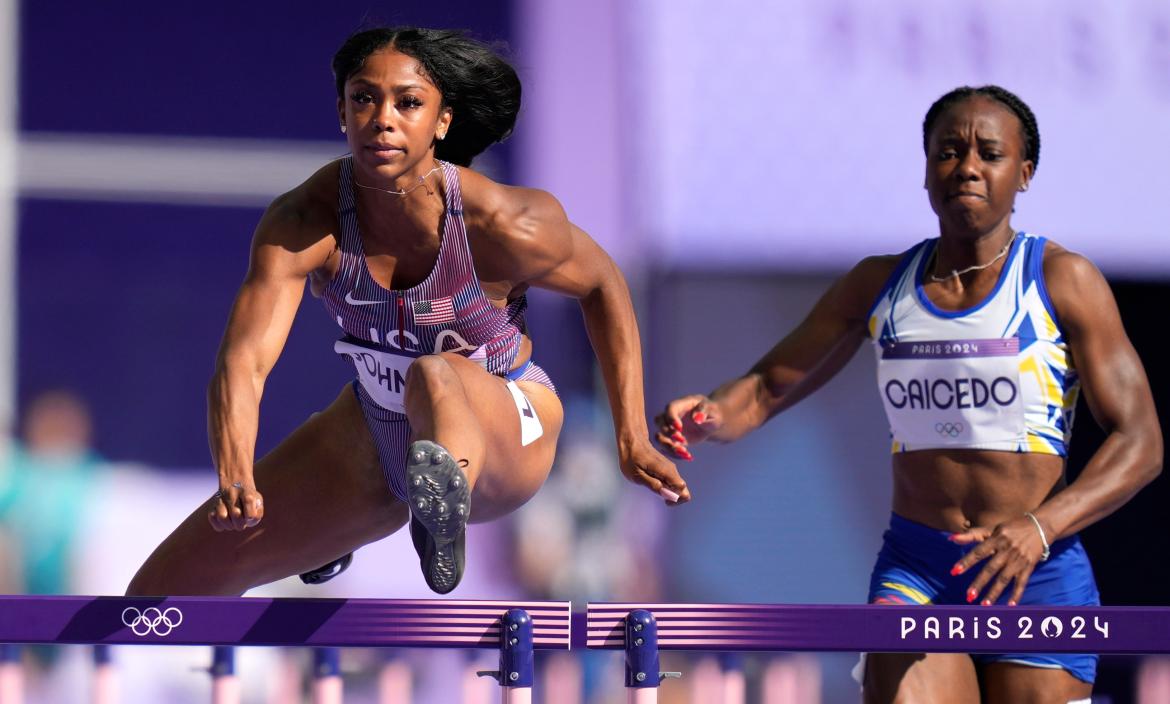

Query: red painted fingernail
693;412;707;423
672;432;686;443
672;419;682;431
947;534;958;542
951;565;964;576
680;450;693;460
981;599;991;607
1008;600;1017;607
966;589;976;603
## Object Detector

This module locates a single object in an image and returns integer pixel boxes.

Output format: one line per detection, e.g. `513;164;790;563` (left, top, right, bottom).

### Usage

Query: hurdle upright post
378;649;411;703
624;609;681;704
91;645;118;704
209;646;239;704
718;652;746;704
311;647;342;704
0;644;21;704
476;608;534;704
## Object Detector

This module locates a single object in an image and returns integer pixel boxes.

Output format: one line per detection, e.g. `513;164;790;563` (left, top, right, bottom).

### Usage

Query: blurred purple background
1;0;1167;702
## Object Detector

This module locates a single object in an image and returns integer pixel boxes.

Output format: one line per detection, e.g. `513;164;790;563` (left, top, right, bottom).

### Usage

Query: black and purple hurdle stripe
3;597;1169;703
0;596;570;704
586;602;1170;703
0;596;569;649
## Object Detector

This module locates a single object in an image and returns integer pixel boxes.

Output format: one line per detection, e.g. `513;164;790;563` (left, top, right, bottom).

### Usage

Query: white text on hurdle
900;615;1110;640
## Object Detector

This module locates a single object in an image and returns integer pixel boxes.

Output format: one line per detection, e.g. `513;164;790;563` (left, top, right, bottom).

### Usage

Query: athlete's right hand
207;478;265;531
619;439;692;505
654;395;723;460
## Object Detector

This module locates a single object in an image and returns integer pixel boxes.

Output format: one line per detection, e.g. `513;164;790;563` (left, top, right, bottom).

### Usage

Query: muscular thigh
980;662;1092;704
864;519;981;703
129;386;407;596
438;355;564;521
864;652;980;704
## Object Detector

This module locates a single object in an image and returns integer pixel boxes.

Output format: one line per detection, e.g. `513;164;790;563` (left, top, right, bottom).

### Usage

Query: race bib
335;338;420;413
505;381;544;447
877;338;1025;447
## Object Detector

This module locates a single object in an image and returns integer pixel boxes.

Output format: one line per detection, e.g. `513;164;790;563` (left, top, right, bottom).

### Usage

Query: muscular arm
1031;248;1163;540
669;256;896;444
549;227;648;448
954;246;1163;605
471;186;690;501
207;191;335;530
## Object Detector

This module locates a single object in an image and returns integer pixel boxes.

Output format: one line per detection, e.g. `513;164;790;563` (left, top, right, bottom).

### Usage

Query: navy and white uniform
865;232;1098;683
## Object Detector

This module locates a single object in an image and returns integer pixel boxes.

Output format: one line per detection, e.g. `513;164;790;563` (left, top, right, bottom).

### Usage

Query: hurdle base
211;675;240;704
502;686;532;704
626;687;658;704
311;676;342;704
0;662;22;704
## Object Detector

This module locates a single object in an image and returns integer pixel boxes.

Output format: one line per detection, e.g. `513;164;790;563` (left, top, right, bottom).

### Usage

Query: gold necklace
929;237;1012;282
354;164;443;197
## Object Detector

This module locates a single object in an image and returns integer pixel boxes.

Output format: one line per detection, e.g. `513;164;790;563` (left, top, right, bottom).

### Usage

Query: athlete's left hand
619;438;692;505
949;515;1052;606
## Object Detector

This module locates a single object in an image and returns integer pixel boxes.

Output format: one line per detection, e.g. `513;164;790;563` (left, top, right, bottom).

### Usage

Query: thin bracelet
1024;512;1051;562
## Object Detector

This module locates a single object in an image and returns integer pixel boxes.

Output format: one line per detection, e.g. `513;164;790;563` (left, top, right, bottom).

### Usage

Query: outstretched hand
620;439;692;505
207;479;265;532
653;394;723;460
949;515;1051;606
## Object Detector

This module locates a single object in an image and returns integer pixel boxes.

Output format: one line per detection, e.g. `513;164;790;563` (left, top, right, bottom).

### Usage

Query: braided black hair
922;85;1040;173
332;27;521;167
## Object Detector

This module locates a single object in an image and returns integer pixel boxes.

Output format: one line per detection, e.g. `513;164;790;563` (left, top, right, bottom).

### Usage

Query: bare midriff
891;450;1066;533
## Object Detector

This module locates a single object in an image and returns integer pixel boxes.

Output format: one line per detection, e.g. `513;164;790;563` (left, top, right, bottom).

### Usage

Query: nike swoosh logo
345;291;388;306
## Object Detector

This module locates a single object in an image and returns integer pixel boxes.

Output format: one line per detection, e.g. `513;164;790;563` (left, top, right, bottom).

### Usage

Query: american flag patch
412;296;455;325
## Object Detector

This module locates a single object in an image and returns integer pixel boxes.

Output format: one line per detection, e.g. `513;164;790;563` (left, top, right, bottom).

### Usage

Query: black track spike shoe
299;552;353;585
405;440;470;594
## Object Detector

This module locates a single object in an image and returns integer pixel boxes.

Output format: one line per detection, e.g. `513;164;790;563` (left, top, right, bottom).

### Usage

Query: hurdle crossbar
586;603;1170;654
0;596;571;649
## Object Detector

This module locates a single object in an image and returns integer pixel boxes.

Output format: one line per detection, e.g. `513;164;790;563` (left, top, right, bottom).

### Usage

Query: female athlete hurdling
128;27;688;597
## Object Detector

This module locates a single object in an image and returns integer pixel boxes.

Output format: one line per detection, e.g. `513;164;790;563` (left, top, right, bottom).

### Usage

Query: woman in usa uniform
127;27;689;598
656;85;1161;703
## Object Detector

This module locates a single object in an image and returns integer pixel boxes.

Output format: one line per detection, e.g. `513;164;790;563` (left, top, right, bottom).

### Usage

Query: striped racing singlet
320;156;554;500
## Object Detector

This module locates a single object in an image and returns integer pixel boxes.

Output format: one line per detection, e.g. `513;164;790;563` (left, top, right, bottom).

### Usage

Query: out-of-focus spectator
0;390;100;595
510;395;670;704
1;425;23;593
512;394;667;604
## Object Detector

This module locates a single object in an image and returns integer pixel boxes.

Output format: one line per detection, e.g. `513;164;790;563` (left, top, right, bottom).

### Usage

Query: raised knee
405;354;460;396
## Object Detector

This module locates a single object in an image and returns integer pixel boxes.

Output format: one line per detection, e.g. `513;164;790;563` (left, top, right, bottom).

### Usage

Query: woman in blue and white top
656;85;1162;703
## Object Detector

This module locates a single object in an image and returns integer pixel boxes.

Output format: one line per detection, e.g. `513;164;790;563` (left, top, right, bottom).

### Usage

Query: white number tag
335;339;419;413
877;338;1026;447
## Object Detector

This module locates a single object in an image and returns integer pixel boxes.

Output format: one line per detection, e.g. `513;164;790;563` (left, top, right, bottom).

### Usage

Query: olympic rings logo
934;422;965;437
121;607;184;637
